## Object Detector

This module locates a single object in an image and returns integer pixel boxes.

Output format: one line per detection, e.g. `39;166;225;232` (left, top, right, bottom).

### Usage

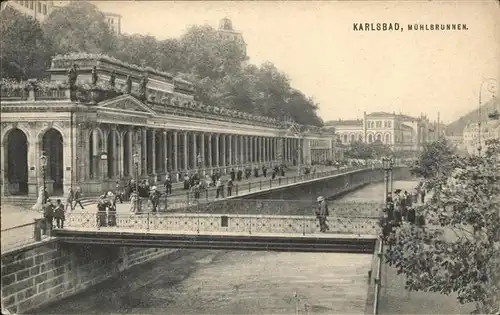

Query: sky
93;0;500;124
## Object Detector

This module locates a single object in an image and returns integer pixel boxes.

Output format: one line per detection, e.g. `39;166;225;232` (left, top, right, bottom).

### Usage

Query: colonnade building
0;53;337;197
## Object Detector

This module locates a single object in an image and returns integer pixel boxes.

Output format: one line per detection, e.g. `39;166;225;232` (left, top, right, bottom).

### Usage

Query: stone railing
64;212;381;236
0;86;70;102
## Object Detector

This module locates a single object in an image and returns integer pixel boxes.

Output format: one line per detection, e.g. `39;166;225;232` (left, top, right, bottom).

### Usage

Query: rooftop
325;119;363;126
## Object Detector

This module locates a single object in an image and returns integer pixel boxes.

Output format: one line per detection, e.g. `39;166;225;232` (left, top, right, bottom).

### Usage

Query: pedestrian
407;205;416;224
96;196;108;227
114;181;123;204
72;186;85;210
129;191;138;213
216;178;222;198
315;196;330;232
230;168;235;181
43;187;50;204
43;201;54;234
54;199;65;229
164;175;172;194
65;188;74;211
227;178;233;197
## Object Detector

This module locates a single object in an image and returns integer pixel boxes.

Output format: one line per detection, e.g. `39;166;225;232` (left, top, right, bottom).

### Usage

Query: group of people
381;183;428;240
42;199;66;231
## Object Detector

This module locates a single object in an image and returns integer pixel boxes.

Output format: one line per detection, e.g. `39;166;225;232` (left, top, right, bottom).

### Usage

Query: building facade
325;111;432;154
3;0;122;34
217;18;247;55
463;120;500;155
0;54;336;198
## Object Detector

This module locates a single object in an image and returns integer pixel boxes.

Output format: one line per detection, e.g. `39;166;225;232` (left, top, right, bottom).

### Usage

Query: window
343;134;347;143
37;2;41;13
42;4;47;14
350;134;355;143
29;0;34;9
368;134;373;143
385;134;390;144
376;121;382;128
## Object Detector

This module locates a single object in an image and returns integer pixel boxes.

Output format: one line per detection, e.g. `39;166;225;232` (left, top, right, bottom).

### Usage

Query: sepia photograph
0;0;499;314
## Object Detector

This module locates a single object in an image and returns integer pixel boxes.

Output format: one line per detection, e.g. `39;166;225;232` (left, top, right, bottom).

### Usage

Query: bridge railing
62;211;381;236
134;199;383;217
150;165;375;208
1;219;46;253
151;165;383;211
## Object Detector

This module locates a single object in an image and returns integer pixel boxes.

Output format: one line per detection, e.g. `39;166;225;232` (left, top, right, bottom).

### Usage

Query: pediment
98;95;155;114
285;124;300;137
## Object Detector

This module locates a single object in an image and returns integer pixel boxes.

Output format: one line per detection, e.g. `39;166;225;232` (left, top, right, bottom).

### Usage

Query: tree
385;139;500;314
0;7;53;79
411;137;457;189
344;140;392;160
42;1;117;54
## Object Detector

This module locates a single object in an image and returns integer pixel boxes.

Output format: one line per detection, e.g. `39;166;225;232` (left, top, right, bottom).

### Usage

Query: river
38;250;372;314
37;182;413;314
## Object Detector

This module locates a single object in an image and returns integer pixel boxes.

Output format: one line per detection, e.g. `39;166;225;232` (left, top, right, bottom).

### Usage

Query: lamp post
133;152;139;211
40;152;48;203
478;78;500;154
389;157;394;194
382;157;391;204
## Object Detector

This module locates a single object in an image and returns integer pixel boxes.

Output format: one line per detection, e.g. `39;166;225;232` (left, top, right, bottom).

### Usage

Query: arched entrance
42;128;64;196
5;128;28;195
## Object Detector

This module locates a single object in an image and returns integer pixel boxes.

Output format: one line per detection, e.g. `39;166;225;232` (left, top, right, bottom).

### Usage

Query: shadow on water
36;249;227;315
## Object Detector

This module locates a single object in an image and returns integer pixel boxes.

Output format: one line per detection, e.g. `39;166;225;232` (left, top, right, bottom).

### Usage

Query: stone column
183;132;188;171
200;133;205;169
239;136;244;165
111;128;117;178
163;130;168;174
208;134;212;168
101;129;109;180
151;129;157;178
250;136;254;163
192;133;197;169
173;131;178;172
141;128;147;176
117;131;124;177
127;129;134;176
215;134;220;167
228;135;233;166
221;134;226;168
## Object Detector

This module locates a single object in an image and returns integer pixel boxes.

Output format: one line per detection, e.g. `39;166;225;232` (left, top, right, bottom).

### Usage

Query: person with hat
96;195;108;227
54;199;65;228
149;186;161;212
315;196;330;232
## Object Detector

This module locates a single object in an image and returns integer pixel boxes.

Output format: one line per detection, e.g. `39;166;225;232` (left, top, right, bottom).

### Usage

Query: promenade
337;180;475;315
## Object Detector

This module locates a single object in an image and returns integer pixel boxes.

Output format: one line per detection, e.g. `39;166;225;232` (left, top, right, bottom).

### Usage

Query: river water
38;250;372;314
37;182;411;315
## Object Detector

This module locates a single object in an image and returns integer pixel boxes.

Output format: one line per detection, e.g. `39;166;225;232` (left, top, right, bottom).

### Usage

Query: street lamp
389;157;394;194
382;157;392;203
133;152;139;211
40;152;48;203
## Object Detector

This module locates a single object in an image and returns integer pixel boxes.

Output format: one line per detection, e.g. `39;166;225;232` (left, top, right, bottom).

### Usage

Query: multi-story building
0;53;336;197
217;17;247;55
463;114;500;156
2;0;122;34
324;111;432;155
446;97;500;153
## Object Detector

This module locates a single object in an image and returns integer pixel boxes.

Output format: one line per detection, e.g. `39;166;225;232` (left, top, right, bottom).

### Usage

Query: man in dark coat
54;199;65;229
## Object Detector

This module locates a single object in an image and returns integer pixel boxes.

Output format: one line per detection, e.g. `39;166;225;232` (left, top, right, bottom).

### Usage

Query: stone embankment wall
1;241;176;314
247;167;412;200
